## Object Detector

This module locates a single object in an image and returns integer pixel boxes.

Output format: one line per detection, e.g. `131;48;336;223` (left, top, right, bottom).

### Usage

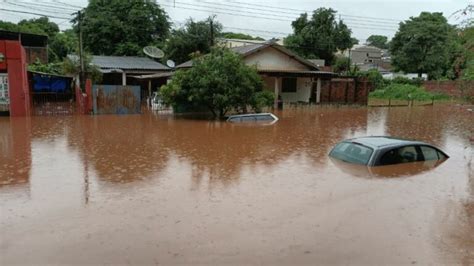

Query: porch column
122;72;127;86
274;77;280;109
316;77;321;104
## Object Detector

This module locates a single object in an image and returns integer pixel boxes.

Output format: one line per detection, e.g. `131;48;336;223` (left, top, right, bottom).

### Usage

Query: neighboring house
177;42;335;107
68;55;171;86
345;45;383;65
217;38;284;49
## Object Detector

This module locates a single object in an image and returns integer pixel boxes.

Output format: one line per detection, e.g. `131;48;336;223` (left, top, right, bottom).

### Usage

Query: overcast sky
1;0;472;42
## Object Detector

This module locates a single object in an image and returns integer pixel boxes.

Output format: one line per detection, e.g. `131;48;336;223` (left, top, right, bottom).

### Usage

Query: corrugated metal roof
68;54;170;71
91;55;170;70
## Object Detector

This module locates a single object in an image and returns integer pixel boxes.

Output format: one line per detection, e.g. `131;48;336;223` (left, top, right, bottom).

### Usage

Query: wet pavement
0;105;473;265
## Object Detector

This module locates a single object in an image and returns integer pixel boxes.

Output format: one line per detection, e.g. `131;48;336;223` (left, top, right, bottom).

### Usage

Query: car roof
228;113;273;118
344;136;427;149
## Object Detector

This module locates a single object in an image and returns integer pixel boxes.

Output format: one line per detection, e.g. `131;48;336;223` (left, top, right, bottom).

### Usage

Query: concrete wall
245;47;308;71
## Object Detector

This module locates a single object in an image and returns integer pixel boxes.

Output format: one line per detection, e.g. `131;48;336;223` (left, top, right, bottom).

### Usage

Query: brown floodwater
1;105;473;265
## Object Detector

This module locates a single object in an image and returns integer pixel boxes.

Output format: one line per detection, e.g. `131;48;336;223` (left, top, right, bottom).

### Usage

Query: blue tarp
32;74;72;93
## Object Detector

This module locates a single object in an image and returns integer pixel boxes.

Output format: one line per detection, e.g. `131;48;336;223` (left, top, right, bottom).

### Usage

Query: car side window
420;146;440;161
380;145;419;165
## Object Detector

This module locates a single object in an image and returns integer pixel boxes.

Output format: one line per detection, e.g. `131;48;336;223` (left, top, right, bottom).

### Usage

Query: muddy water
0;105;473;265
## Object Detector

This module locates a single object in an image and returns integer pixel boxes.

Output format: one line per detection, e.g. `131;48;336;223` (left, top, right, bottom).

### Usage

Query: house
345;45;383;65
0;30;48;116
177;42;336;107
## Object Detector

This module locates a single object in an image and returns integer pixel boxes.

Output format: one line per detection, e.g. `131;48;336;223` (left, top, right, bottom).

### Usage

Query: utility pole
78;10;85;90
210;16;214;47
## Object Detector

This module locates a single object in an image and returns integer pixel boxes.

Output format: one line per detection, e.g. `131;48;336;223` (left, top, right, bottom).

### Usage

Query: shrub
369;83;449;101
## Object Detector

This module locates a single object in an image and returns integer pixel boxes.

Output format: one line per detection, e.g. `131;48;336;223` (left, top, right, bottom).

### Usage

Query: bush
391;76;423;87
357;69;387;90
369;83;449;101
160;47;274;118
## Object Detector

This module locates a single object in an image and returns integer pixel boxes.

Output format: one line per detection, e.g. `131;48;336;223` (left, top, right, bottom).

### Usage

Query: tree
390;12;457;79
160;47;274;118
284;8;353;64
164;18;222;64
366;35;388;49
79;0;170;56
18;17;59;38
220;32;264;41
48;29;78;62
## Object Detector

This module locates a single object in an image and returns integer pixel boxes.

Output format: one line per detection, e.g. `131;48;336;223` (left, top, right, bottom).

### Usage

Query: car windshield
329;142;374;165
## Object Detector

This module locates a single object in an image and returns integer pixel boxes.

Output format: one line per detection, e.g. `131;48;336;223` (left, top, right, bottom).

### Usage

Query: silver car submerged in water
329;136;449;166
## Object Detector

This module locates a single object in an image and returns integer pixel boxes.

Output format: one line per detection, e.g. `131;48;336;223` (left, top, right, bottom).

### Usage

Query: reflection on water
0;105;473;265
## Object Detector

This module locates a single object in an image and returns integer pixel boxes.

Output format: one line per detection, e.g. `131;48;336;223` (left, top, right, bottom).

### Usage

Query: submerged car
329;136;449;166
227;113;279;123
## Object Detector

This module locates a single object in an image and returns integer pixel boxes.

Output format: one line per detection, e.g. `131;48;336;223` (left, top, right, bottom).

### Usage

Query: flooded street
1;105;473;265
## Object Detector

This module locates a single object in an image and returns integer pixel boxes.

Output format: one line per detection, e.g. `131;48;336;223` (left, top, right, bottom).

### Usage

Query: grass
369;83;450;101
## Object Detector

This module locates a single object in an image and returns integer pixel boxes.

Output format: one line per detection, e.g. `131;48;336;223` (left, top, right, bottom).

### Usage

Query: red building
0;30;48;117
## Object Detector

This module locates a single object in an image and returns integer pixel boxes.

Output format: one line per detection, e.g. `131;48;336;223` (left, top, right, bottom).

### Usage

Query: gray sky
1;0;472;42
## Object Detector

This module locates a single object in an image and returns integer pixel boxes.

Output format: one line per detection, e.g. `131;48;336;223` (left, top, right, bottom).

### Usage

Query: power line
165;0;399;28
162;3;397;31
12;0;79;12
218;0;401;22
0;8;71;19
169;0;400;26
4;1;77;16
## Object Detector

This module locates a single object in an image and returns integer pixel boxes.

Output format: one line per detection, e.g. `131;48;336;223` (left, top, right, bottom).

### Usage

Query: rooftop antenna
143;46;164;59
166;60;176;69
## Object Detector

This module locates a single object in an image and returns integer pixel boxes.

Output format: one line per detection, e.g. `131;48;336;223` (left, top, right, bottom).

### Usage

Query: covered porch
259;70;336;108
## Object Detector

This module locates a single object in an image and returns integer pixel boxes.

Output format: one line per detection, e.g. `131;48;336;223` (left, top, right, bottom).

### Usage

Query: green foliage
48;29;78;62
390;12;457;79
284;8;353;64
164;18;222;64
333;57;351;73
63;54;102;84
366;35;389;49
351;37;359;45
18;17;59;37
390;76;424;87
370;83;449;101
358;69;386;90
220;32;264;41
160;47;273;118
28;59;64;75
79;0;170;56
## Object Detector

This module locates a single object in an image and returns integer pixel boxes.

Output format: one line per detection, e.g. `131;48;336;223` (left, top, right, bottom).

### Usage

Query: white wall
280;77;312;103
261;75;313;103
245;47;308;71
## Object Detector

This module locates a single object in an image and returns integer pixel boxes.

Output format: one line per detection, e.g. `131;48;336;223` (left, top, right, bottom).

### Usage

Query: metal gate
93;85;141;115
0;74;9;113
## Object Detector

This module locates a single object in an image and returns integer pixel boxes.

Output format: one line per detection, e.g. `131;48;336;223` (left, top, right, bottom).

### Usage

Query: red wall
0;40;31;116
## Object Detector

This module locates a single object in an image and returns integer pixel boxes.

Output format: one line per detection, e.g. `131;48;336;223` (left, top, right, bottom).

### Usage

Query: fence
319;77;373;105
92;85;141;115
423;80;474;98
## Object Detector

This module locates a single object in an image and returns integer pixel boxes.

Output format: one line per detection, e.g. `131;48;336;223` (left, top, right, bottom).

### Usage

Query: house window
282;77;297;93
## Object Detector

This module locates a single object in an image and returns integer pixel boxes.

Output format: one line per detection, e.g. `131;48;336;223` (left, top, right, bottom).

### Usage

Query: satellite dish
166;60;176;68
143;46;164;59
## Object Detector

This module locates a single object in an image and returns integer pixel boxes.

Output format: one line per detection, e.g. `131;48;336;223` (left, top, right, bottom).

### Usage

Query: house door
0;73;9;114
